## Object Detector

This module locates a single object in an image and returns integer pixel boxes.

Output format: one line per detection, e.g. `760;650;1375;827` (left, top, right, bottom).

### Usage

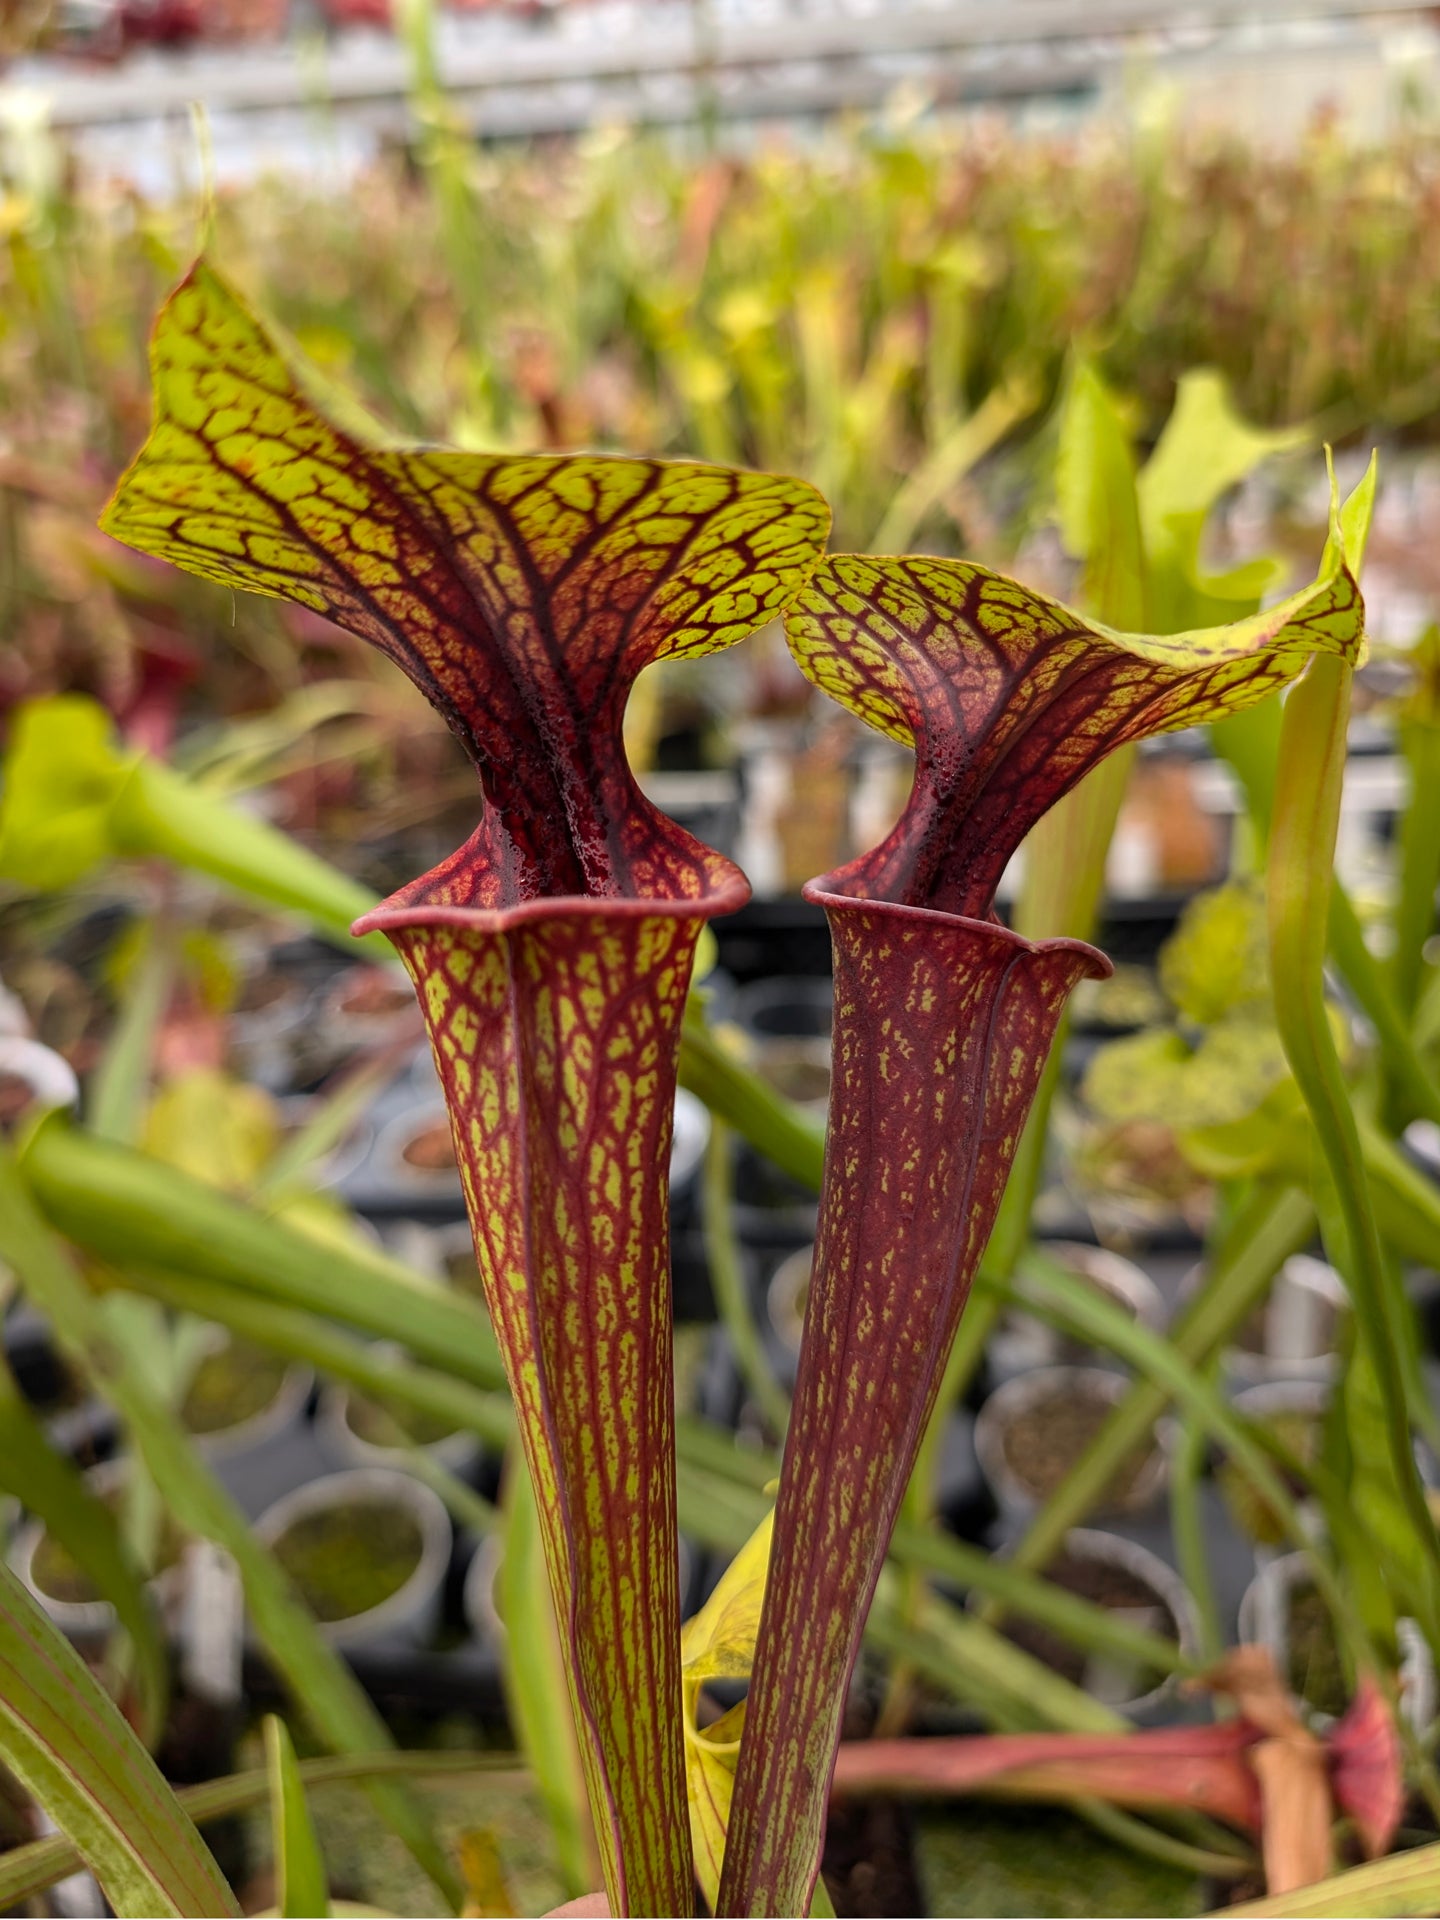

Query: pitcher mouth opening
355;875;751;943
801;875;1112;980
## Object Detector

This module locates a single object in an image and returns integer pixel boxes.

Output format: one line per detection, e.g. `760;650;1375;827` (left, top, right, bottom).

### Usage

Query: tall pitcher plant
102;263;1369;1916
97;261;829;1919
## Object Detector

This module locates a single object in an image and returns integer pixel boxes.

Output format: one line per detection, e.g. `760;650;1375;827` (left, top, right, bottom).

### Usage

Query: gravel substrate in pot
974;1365;1169;1520
994;1527;1199;1717
989;1242;1166;1381
254;1467;451;1651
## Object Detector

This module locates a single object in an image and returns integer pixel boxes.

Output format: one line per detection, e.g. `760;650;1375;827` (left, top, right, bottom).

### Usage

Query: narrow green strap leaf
0;1752;519;1911
17;1112;507;1393
111;1262;515;1451
1215;1840;1440;1918
1054;357;1147;630
1161;783;1440;1132
1267;486;1440;1640
0;1141;462;1913
0;1560;236;1919
265;1718;330;1920
0;1359;168;1748
1004;1184;1315;1577
1393;630;1440;1019
88;917;175;1147
497;1458;599;1903
701;1121;791;1438
0;696;383;958
678;1000;825;1192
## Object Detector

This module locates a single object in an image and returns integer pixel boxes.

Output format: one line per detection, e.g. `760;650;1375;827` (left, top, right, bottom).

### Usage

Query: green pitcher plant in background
98;259;829;1920
718;505;1372;1917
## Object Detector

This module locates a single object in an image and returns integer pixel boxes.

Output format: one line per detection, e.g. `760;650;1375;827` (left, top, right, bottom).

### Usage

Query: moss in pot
180;1338;291;1438
270;1500;425;1625
345;1388;459;1453
1284;1580;1348;1719
30;1492;183;1608
1217;1410;1322;1546
256;1469;451;1647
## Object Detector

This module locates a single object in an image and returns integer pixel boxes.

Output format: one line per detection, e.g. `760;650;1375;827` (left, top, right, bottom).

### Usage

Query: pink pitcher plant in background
98;261;829;1920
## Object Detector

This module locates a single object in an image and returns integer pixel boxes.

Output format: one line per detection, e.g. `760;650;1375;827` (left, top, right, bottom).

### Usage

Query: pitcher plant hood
100;260;830;1919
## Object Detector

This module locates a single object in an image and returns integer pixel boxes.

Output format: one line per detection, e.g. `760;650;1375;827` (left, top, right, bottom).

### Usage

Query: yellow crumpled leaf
679;1508;772;1910
681;1508;773;1684
142;1068;280;1193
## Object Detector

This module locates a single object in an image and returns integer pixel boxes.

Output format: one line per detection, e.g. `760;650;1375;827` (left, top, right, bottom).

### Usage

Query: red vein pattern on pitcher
718;546;1366;1918
100;261;830;1917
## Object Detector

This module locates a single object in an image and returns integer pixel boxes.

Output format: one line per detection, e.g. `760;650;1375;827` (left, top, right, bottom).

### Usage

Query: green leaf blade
0;1561;237;1919
0;1373;169;1748
265;1717;331;1920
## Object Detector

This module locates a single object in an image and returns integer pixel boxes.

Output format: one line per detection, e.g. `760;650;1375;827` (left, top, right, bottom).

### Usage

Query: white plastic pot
465;1531;693;1649
319;964;421;1058
10;1458;185;1638
274;1093;374;1192
985;1526;1199;1717
375;1103;461;1195
181;1331;315;1466
230;968;311;1088
989;1242;1165;1381
974;1365;1169;1519
254;1467;452;1651
378;1090;713;1200
1236;1543;1436;1733
670;1087;712;1196
1238;1550;1342;1724
735;976;833;1112
318;1345;482;1477
766;1243;813;1361
1220;1253;1349;1387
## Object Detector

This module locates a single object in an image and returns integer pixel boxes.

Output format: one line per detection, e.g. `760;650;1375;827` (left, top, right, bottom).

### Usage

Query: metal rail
8;0;1437;139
